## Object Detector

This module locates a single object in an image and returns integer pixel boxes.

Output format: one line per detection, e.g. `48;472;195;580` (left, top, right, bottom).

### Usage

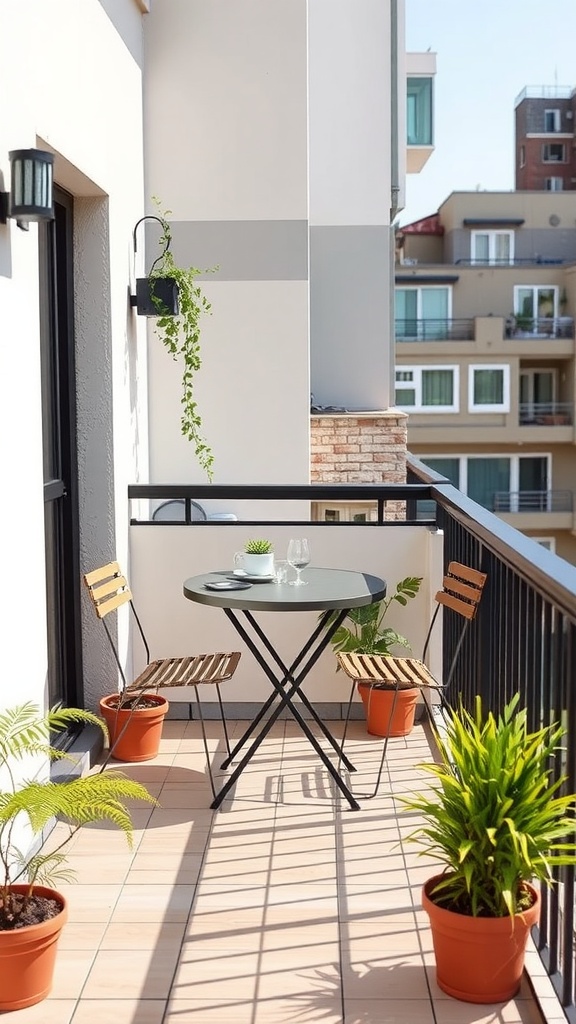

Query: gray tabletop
183;567;386;613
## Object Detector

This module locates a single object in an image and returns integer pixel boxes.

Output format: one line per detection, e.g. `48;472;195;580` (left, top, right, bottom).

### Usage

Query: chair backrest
84;561;132;619
423;560;487;695
83;561;150;688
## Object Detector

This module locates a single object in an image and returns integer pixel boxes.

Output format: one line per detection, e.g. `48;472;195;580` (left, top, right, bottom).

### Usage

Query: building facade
0;0;433;717
396;191;576;563
515;86;576;191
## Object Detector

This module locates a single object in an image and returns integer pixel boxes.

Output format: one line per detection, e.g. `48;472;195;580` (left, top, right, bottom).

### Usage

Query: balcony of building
406;52;436;173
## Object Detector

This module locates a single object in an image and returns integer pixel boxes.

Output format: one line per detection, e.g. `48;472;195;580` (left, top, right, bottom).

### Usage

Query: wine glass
287;538;310;586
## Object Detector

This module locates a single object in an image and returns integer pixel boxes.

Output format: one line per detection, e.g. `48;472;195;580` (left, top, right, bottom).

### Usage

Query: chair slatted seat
84;561;241;799
337;561;487;800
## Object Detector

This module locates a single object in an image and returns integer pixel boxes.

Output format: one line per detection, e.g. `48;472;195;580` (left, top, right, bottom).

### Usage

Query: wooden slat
337;652;441;690
442;576;483;604
84;561;121;587
436;591;478;619
447;561;487;588
127;652;242;692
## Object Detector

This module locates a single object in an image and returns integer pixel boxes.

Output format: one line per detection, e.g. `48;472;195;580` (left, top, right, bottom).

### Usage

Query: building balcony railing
519;402;573;426
493;489;573;513
506;316;574;339
395;318;475;341
128;471;576;1019
454;257;568;266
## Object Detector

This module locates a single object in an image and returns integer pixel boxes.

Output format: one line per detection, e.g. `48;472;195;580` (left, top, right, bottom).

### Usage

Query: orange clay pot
0;885;67;1011
99;693;169;762
357;683;419;737
423;874;540;1003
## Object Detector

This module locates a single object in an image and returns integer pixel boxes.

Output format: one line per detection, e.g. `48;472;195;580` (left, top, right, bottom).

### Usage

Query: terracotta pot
100;693;169;762
423;874;540;1003
357;683;419;737
0;885;67;1011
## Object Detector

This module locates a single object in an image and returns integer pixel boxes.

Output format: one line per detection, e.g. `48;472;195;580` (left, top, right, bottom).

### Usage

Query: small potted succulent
402;694;576;1003
0;702;155;1011
234;539;275;578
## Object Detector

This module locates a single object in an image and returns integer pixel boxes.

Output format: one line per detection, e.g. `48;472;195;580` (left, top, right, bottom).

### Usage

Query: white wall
129;524;443;707
0;0;147;714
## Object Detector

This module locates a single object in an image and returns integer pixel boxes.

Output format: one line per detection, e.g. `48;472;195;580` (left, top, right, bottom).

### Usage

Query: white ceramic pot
234;552;274;576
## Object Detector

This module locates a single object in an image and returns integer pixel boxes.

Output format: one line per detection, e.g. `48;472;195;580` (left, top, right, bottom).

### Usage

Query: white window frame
544;109;561;132
519;145;526;168
395;286;453;318
468;364;510;413
471;230;514;265
513;284;559;326
545;176;563;191
395;365;459;413
542;142;566;162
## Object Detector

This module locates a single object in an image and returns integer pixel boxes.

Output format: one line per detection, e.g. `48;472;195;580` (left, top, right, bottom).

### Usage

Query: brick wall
310;411;408;483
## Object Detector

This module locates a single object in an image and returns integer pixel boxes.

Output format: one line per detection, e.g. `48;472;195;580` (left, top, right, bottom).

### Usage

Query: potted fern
0;703;155;1011
402;694;576;1003
325;576;423;736
132;200;215;480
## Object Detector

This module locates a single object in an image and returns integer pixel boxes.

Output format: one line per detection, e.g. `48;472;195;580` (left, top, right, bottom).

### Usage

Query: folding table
183;567;387;810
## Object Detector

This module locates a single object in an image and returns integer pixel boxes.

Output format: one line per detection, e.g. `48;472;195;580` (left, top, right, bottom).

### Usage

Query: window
395;286;451;339
407;77;433;145
544;109;561;132
514;285;558;332
420;455;550;512
545;176;563;191
471;231;514;265
542;143;566;162
520;145;526;168
520;369;557;422
395;366;459;412
533;537;556;553
469;365;510;412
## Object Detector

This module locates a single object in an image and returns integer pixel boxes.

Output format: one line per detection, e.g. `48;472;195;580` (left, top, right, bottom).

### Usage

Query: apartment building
396;191;576;563
515;85;576;191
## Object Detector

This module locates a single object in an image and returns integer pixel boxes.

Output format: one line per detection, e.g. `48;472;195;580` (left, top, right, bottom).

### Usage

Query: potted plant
402;694;576;1004
132;199;216;480
99;688;170;764
0;702;155;1011
325;576;423;736
234;539;275;578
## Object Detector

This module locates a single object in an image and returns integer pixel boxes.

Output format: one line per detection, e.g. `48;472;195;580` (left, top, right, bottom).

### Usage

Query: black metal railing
506;316;574;339
455;257;568;266
519;402;573;426
395;318;475;341
408;454;576;1022
129;471;576;1019
493;490;573;513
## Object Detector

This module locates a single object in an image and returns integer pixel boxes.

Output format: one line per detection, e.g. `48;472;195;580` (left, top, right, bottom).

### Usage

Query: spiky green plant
402;694;576;917
244;539;273;554
0;703;156;927
324;576;423;668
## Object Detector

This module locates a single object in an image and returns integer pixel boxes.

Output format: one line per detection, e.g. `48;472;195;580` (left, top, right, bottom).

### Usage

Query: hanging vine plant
132;201;216;480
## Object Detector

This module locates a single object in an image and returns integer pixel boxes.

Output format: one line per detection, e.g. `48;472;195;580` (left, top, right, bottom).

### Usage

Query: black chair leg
337;680;356;774
215;683;232;759
193;685;218;802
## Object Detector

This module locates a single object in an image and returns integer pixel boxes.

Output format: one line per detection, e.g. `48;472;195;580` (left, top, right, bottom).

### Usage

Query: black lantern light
0;148;55;230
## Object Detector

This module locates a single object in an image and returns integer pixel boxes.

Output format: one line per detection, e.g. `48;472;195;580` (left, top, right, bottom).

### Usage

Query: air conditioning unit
403;257;418;265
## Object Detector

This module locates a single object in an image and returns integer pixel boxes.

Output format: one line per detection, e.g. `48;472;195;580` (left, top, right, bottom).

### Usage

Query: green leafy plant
0;703;156;929
245;539;273;554
148;199;216;480
325;576;423;666
402;694;576;917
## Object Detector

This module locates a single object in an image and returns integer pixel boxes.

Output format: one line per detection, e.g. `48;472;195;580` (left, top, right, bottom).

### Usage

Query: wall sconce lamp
0;149;55;231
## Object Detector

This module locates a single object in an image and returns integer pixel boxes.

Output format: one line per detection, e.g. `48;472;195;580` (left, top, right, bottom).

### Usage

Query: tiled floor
7;718;557;1023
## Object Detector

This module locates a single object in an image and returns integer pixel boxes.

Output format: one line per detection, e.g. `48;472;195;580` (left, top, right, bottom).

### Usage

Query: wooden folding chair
337;561;487;799
83;561;241;799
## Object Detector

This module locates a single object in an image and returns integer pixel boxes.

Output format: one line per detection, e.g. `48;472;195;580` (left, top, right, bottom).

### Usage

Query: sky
402;0;576;226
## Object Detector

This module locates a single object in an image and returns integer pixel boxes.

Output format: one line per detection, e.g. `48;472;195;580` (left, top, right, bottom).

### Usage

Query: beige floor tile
58;853;135;885
57;884;123;923
71;1000;167;1024
57;920;108;950
432;999;545;1024
82;947;180;998
172;950;261;999
341;952;431;1000
101;920;186;950
344;998;436;1023
165;996;343;1023
0;1001;76;1023
109;883;197;922
48;949;98;998
261;920;340;951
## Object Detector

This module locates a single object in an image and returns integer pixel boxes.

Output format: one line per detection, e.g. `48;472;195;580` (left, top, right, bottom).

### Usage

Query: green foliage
401;695;576;917
0;703;156;925
244;539;273;554
324;577;423;669
148;199;216;480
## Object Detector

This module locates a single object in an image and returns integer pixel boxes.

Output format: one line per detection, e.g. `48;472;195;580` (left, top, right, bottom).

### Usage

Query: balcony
519;402;574;426
506;316;575;340
395;318;475;341
406;58;435;173
493;490;573;513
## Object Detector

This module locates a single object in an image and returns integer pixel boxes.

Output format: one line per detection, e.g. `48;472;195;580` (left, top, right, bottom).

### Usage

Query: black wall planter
132;277;180;317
